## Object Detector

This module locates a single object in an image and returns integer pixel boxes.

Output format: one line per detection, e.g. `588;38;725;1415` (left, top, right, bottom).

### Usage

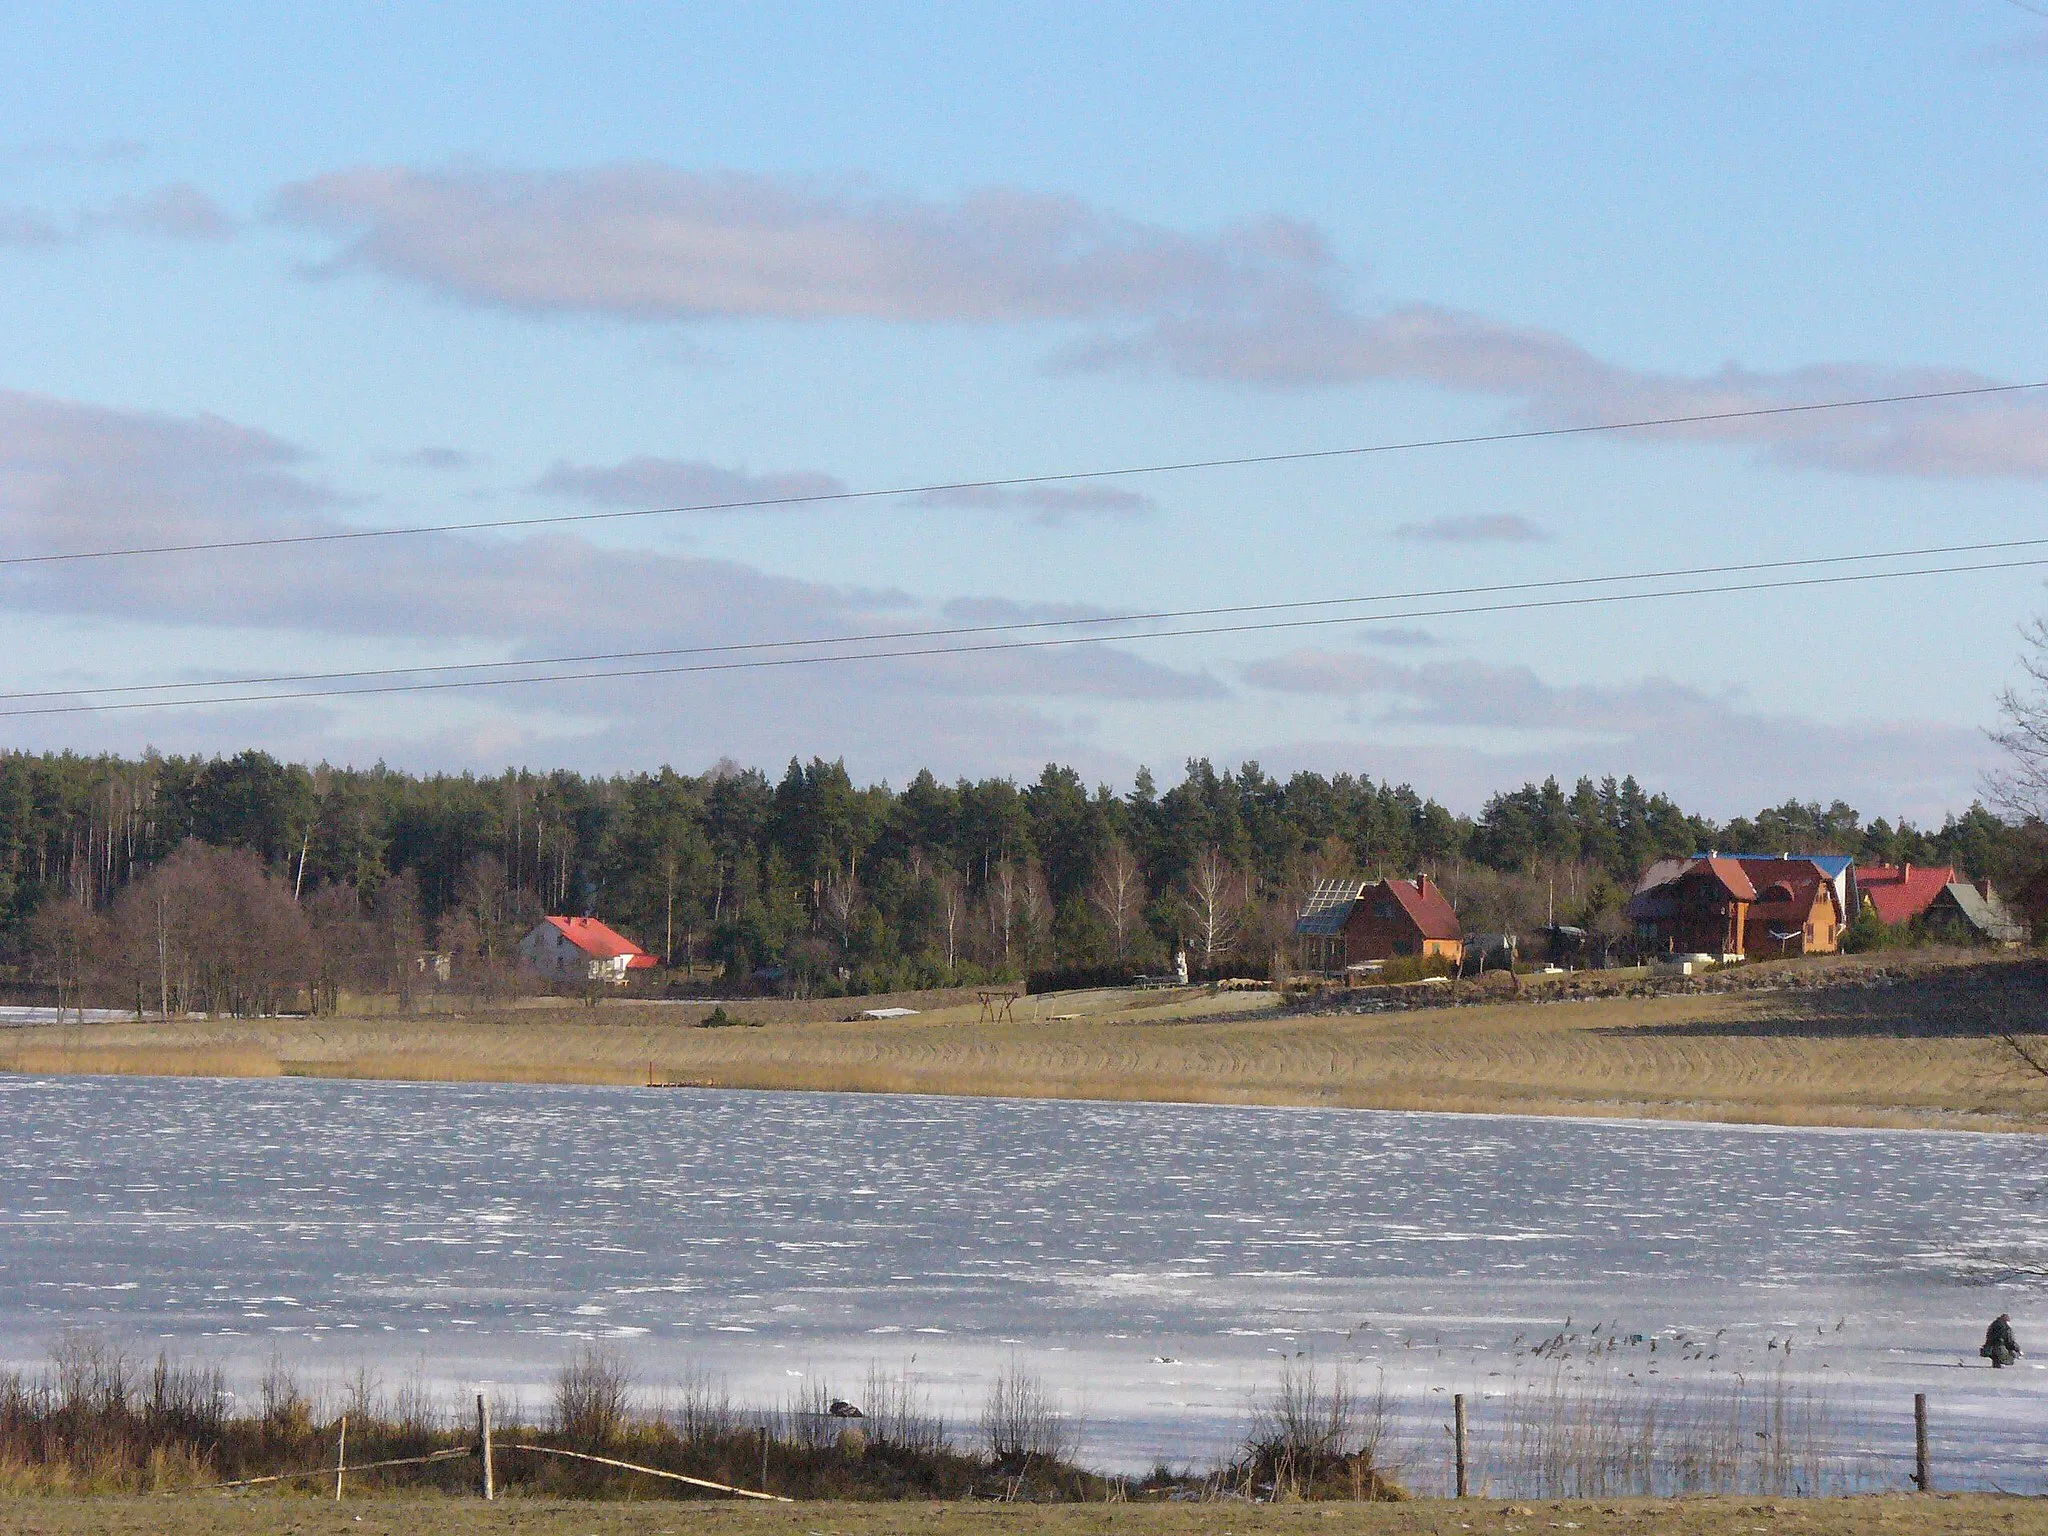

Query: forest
1;747;2033;1010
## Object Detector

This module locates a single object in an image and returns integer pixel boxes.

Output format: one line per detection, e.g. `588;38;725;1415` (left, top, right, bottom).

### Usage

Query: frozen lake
5;1074;2048;1489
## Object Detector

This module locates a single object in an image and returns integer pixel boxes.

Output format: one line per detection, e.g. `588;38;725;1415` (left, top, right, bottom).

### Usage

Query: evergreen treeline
1;748;2030;1003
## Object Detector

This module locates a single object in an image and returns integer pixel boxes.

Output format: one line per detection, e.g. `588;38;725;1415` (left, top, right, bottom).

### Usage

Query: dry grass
1;1495;2044;1536
7;954;2048;1131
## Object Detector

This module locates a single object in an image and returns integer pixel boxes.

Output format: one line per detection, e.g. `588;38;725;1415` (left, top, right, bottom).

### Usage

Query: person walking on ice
1981;1313;2022;1368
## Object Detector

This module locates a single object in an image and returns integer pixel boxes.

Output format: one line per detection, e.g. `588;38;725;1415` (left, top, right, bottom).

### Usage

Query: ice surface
1;1075;2044;1487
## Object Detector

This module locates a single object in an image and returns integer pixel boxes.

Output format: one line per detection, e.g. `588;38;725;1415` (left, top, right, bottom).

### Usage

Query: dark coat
1982;1317;2021;1358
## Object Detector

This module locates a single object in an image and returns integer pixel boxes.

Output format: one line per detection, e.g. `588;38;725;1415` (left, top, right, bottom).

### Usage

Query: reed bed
1461;1365;1887;1499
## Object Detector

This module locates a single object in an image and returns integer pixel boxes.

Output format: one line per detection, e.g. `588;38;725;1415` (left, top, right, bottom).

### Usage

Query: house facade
1293;875;1463;973
1627;855;1843;958
518;916;659;984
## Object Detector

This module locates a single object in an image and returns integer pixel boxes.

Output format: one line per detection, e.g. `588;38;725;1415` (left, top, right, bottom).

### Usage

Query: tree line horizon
3;747;2031;1010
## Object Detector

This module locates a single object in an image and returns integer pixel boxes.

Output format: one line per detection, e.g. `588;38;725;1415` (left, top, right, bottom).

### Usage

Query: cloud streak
1393;513;1548;544
270;161;2048;480
0;390;1217;757
1240;646;1991;820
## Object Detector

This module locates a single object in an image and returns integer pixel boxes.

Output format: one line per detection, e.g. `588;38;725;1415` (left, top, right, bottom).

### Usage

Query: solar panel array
1298;877;1366;918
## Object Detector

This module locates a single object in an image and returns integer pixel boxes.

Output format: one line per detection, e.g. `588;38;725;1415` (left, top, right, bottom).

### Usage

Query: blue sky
3;2;2046;819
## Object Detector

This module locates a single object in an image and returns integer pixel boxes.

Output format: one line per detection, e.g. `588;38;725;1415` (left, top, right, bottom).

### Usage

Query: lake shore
1;1496;2039;1536
6;952;2044;1132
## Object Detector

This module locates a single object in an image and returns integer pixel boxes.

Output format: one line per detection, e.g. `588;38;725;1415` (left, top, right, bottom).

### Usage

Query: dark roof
1937;882;2026;944
1294;877;1366;937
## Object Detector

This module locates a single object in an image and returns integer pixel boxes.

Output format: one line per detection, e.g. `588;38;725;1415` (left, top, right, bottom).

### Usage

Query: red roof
1745;862;1838;928
543;916;658;967
1854;864;1957;926
1687;856;1758;903
1378;875;1463;942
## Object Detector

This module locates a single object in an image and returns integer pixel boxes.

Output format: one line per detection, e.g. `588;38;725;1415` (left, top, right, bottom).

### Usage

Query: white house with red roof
518;916;659;984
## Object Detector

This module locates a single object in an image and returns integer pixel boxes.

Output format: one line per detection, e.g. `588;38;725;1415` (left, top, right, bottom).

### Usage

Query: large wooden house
1626;855;1842;958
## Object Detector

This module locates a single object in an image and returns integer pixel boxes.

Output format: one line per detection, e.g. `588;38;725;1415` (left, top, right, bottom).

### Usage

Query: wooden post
477;1393;494;1500
334;1414;347;1502
1453;1393;1469;1498
1913;1392;1930;1492
759;1424;770;1494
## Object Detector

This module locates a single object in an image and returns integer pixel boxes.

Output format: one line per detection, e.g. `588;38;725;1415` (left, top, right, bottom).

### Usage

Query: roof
1745;862;1839;927
1625;855;1760;921
1294;877;1366;937
1292;875;1461;942
1633;857;1691;896
1380;876;1463;942
1853;864;1958;926
541;916;658;966
1937;882;2026;944
1700;852;1854;880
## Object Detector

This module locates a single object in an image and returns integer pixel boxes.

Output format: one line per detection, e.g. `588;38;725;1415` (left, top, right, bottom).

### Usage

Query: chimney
1417;874;1430;898
1979;877;1995;901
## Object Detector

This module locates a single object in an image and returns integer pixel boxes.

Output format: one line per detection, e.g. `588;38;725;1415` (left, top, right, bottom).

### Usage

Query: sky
3;2;2047;821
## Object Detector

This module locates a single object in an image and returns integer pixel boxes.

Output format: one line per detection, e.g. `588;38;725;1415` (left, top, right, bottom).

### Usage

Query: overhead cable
13;533;2048;705
6;551;2040;718
5;379;2044;568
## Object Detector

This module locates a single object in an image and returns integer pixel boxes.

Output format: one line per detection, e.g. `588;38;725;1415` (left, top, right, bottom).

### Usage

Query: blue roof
1693;852;1853;878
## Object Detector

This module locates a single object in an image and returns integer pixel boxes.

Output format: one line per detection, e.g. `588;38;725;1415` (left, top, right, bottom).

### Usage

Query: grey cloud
270;161;2048;481
1392;514;1548;544
940;596;1119;625
273;164;1326;327
86;183;236;241
0;389;332;555
0;392;1215;735
1242;648;1990;821
1358;626;1440;648
0;209;65;248
394;446;479;471
1241;648;1727;736
912;482;1155;523
1095;300;2048;478
534;456;846;509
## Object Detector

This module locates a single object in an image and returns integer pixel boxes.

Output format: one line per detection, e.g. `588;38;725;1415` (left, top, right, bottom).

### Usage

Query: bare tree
821;871;862;952
28;899;104;1023
1179;848;1243;978
1017;859;1052;971
1991;618;2048;821
986;859;1021;968
1088;841;1144;962
933;866;966;974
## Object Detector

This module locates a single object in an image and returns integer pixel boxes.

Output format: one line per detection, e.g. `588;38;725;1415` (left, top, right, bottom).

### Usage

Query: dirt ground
7;952;2048;1131
3;1495;2043;1536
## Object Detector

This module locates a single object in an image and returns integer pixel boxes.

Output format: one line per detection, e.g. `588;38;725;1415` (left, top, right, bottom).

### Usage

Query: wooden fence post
759;1424;770;1494
334;1414;347;1502
1453;1393;1469;1498
1913;1393;1930;1492
478;1393;494;1500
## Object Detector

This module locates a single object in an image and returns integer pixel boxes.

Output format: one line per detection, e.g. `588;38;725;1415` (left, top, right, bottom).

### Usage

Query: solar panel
1298;877;1366;918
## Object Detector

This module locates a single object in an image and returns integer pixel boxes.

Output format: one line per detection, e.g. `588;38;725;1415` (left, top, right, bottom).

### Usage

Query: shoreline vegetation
6;952;2048;1133
0;1338;1911;1505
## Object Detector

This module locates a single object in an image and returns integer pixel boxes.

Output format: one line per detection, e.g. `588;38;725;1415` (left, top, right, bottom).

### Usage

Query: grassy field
2;1496;2041;1536
6;952;2047;1130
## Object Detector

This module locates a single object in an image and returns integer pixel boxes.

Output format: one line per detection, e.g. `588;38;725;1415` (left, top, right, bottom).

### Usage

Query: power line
15;533;2048;705
6;551;2038;719
5;379;2043;569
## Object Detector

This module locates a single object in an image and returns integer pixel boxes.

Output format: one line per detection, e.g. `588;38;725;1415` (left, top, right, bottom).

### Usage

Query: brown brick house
1294;875;1463;973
